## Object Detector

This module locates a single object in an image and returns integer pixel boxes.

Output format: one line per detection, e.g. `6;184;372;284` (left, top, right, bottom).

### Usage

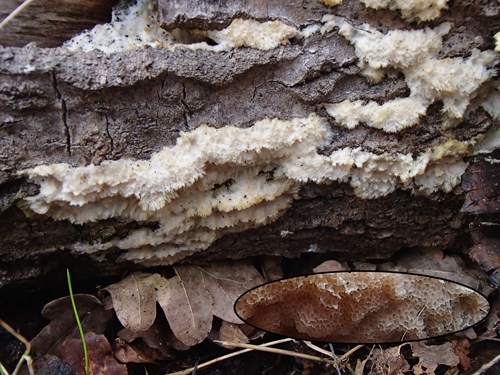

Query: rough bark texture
0;0;499;289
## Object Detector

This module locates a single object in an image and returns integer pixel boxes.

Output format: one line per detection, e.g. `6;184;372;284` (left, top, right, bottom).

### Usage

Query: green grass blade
0;362;9;375
67;269;89;375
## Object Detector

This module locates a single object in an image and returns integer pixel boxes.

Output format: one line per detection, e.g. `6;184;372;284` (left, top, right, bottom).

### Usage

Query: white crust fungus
21;113;495;264
360;0;450;22
322;17;498;132
234;272;490;343
323;0;343;5
64;0;300;54
22;1;500;265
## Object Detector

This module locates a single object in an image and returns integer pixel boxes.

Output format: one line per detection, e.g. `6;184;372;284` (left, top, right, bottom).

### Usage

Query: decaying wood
462;152;500;215
0;0;118;48
0;0;499;291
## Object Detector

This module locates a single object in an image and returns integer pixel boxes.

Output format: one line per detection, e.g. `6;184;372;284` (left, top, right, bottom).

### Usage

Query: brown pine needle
0;318;34;375
339;345;365;361
303;341;335;358
213;340;339;365
0;0;37;30
166;338;293;375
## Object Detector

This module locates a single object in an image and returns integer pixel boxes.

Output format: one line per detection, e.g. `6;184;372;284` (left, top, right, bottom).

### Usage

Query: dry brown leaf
201;260;265;323
396;248;490;293
313;260;349;273
117;321;173;358
355;357;369;375
368;345;410;375
260;256;284;281
451;339;472;371
104;260;265;348
104;272;161;332
217;321;250;347
156;265;213;347
60;332;127;375
30;294;111;356
115;339;154;364
479;298;500;339
114;338;169;364
410;341;459;375
202;259;266;290
352;262;377;271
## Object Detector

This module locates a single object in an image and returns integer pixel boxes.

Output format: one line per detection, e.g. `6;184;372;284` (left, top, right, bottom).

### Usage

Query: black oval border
234;270;492;345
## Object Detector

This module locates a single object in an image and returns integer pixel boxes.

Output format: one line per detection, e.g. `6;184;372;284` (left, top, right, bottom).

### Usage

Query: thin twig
477;336;500;342
339;345;365;361
0;0;37;30
213;340;339;365
166;338;293;375
0;318;34;375
303;341;335;358
329;343;342;375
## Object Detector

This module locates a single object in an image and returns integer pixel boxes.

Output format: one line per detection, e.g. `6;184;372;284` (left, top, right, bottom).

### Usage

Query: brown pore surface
234;272;490;344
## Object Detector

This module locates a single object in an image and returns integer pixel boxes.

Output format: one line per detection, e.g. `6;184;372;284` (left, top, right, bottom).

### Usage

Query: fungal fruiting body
21;114;499;265
234;272;490;344
63;0;300;54
18;0;500;265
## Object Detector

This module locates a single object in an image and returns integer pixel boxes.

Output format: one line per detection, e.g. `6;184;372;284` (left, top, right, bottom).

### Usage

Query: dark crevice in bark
52;71;71;157
104;113;114;155
181;82;191;131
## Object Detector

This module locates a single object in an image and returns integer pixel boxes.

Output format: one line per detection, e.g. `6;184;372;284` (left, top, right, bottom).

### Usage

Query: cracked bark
52;72;71;157
0;0;499;290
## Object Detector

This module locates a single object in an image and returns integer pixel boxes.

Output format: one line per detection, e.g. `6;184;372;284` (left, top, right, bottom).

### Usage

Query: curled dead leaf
201;260;265;323
31;294;111;356
410;341;460;375
60;332;127;375
368;345;410;375
104;273;161;332
114;338;169;364
117;321;173;358
104;260;265;348
216;321;250;348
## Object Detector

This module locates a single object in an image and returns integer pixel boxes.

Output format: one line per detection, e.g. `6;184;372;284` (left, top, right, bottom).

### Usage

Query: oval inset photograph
234;271;490;344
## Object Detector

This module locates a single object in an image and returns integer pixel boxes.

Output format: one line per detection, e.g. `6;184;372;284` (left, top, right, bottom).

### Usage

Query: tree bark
0;0;499;289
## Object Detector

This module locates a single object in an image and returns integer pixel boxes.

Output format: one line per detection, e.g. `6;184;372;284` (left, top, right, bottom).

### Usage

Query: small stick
303;341;335;358
329;343;342;375
0;0;37;30
166;338;293;375
213;341;339;365
339;345;364;361
0;318;34;375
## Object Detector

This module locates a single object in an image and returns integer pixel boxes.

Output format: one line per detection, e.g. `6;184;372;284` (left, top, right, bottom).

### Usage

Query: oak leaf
31;294;111;356
410;341;459;375
201;260;265;323
104;273;161;332
106;260;265;347
114;338;169;364
156;265;213;347
60;332;127;375
217;321;250;348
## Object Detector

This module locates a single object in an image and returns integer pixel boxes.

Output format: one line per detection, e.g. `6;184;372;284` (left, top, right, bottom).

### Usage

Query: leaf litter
30;294;111;356
18;253;500;375
60;332;127;375
104;259;265;347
